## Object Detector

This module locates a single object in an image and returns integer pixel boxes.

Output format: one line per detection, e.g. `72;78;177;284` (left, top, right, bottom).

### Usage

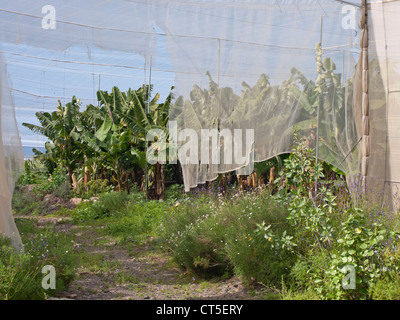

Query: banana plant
172;42;358;190
22;96;85;186
92;85;173;197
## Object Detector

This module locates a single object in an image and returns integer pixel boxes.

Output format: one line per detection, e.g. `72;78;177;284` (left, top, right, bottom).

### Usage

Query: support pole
360;0;369;188
315;16;323;170
313;16;323;197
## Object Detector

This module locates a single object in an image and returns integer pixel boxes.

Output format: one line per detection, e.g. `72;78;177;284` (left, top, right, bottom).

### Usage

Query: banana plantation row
23;46;359;198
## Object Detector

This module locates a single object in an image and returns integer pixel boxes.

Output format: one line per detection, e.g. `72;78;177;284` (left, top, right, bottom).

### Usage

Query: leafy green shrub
256;131;400;299
33;168;69;198
222;191;294;285
286;249;331;297
17;172;43;186
325;209;400;299
253;132;337;291
16;159;48;186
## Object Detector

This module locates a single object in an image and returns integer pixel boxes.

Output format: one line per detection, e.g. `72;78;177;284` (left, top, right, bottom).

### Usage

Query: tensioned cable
6;87;94;101
0;8;355;51
0;4;350;37
332;0;362;7
2;48;359;79
128;0;360;34
6;60;150;79
337;136;362;169
6;59;302;84
0;50;147;71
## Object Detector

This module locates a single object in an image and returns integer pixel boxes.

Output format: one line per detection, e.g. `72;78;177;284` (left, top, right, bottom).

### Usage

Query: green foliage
22;97;85;181
369;271;400;300
0;219;77;300
97;191;130;213
165;184;185;203
258;130;335;256
326;209;400;299
70;201;109;223
33;167;70;198
17;159;48;186
22;86;174;197
71;190;144;223
105;200;169;242
252;131;400;300
160;189;294;283
160;195;224;277
72;179;114;199
12;187;42;215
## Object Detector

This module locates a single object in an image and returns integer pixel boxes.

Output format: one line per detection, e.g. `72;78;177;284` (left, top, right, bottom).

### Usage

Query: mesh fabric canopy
0;0;399;251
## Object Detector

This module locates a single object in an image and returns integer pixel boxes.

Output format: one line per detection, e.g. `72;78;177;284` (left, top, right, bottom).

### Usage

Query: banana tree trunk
155;162;165;200
84;156;90;187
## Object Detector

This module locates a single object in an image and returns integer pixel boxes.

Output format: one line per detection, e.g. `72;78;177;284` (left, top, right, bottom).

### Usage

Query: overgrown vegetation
22;85;177;200
7;131;400;300
4;48;399;299
0;219;77;300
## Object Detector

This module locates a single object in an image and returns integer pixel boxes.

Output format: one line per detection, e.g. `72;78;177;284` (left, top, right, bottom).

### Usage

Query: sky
0;0;360;158
1;28;175;156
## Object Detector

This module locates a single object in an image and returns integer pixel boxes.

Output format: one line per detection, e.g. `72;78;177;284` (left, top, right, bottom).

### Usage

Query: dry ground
29;215;276;300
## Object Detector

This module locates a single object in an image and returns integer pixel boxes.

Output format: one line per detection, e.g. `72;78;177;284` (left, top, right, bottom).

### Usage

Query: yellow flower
355;228;362;234
268;237;273;242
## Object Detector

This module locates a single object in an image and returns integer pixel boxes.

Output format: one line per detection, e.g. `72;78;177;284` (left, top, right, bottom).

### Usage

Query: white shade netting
365;0;400;208
0;55;24;252
0;0;399;250
161;0;361;190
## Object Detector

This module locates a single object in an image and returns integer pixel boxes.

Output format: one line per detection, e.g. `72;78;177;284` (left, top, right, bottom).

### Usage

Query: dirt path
32;216;272;300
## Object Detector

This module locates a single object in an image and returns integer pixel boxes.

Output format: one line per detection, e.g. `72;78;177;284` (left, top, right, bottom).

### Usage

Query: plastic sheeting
0;54;24;251
365;0;400;209
161;0;361;190
1;0;400;249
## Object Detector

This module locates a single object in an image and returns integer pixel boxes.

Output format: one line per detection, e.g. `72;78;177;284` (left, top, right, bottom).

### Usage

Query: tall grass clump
12;186;43;215
70;188;167;242
71;190;132;223
0;219;77;300
160;189;294;284
105;199;170;242
221;190;295;285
